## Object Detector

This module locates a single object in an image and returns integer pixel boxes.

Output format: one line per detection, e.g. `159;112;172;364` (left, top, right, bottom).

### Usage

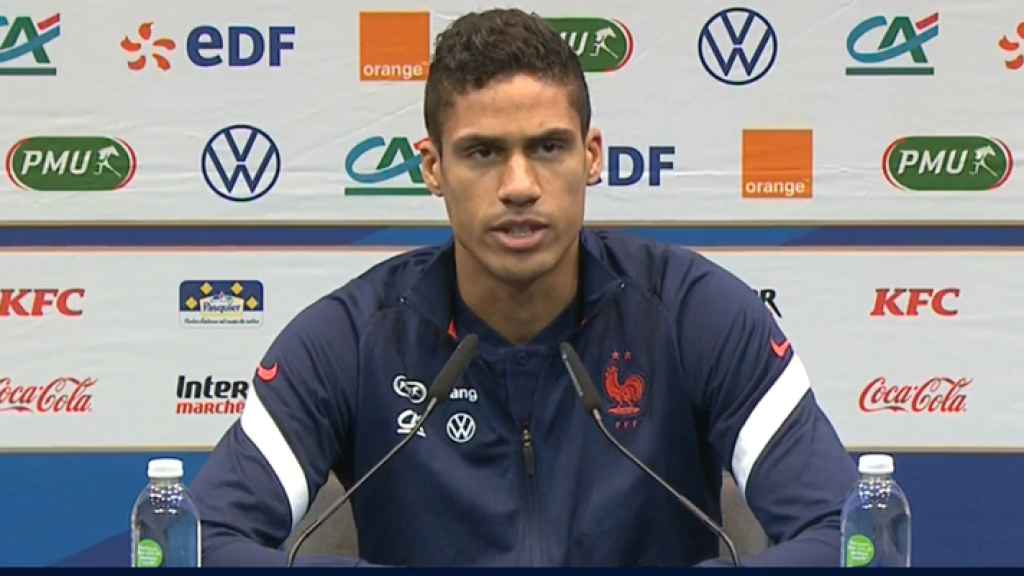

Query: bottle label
845;534;875;567
135;538;164;568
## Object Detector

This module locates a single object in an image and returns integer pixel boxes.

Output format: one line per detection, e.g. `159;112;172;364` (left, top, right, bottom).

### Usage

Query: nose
496;152;541;208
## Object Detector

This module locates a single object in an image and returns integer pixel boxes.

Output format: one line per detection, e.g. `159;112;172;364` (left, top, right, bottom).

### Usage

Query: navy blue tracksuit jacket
192;230;857;566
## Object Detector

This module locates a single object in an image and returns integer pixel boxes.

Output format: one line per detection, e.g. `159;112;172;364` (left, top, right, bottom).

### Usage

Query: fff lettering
606;146;675;186
187;26;295;67
871;288;959;317
0;289;84;317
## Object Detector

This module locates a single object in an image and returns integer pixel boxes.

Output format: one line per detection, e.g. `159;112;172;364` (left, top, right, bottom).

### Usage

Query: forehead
443;74;581;144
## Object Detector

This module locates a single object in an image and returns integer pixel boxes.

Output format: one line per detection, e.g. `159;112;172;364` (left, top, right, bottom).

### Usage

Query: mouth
490;220;548;251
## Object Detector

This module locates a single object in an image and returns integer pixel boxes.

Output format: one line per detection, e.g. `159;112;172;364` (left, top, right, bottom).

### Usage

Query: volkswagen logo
698;8;777;85
446;412;476;444
201;124;281;202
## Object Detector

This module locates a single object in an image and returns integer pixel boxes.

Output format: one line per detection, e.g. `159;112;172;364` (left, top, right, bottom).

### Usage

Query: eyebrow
451;128;577;151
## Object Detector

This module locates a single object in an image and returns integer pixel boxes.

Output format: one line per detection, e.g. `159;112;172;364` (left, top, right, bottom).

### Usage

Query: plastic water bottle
840;454;911;567
130;458;201;567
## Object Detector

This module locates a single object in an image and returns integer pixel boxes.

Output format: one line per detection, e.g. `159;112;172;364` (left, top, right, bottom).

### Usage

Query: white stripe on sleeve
240;387;310;530
731;353;811;500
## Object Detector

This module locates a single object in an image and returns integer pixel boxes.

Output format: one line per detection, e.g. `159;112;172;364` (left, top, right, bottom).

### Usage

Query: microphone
286;334;479;566
559;342;742;567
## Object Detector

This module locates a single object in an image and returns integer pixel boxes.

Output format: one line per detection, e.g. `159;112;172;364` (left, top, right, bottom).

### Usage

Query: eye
467;146;495;160
537;140;566;156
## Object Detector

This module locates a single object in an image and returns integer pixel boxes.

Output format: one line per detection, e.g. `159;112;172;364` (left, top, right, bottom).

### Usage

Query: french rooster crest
603;351;645;417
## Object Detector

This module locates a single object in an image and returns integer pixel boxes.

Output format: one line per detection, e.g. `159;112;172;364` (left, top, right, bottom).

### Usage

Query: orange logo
359;12;430;81
121;22;176;72
742;129;813;199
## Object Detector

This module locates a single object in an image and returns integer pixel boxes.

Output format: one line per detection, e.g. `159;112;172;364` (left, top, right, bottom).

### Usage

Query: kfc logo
870;288;959;317
859;376;969;414
0;289;85;317
0;376;95;413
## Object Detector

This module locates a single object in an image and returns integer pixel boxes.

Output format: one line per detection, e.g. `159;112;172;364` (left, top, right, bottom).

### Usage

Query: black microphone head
559;342;602;414
428;333;479;402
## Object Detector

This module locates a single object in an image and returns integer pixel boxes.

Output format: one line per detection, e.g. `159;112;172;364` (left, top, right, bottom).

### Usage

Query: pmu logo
546;18;633;72
202;125;280;201
344;136;429;196
603;146;675;186
6;137;136;191
698;8;777;85
870;288;959;317
883;136;1013;191
0;14;60;76
846;13;938;76
0;288;85;317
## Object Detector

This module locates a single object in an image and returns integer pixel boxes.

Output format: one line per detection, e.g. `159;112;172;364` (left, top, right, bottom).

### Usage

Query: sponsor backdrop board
0;0;1022;222
1;248;1020;451
1;0;1023;567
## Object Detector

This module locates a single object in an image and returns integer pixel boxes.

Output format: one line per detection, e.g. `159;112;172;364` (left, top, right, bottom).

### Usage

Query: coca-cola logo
859;377;969;414
0;377;95;414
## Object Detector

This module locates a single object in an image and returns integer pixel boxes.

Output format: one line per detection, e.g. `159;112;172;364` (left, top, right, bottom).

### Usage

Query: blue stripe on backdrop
1;225;1024;247
0;453;207;567
0;452;1019;566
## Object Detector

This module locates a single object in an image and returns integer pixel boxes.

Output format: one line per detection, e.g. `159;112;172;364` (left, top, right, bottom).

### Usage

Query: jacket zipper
521;424;538;564
521;425;536;478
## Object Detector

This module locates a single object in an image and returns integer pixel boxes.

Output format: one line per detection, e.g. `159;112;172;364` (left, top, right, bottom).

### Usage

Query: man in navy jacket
192;8;856;566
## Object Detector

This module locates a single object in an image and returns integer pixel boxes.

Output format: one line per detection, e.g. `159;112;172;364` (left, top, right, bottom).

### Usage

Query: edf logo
186;25;294;67
604;146;675;186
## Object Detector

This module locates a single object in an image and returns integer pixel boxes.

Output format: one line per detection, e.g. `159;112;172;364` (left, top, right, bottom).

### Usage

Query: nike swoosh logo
256;362;279;383
770;338;791;358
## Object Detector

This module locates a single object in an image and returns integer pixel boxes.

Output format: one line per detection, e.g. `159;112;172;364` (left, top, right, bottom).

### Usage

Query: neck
455;241;579;346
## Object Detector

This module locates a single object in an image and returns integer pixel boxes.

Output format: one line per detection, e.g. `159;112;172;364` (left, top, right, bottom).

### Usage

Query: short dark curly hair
424;8;591;150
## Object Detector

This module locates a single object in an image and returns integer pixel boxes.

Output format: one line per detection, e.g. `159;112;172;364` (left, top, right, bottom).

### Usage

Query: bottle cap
858;453;894;475
148;458;184;479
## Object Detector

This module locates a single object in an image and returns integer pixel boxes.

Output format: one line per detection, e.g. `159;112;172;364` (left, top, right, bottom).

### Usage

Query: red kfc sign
870;288;959;317
0;289;85;317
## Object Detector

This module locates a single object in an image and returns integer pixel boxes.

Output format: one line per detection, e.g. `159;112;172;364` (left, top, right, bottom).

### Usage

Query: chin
488;254;557;285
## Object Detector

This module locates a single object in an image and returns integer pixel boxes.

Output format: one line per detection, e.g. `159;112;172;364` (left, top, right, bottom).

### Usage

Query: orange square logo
360;12;430;81
742;130;813;199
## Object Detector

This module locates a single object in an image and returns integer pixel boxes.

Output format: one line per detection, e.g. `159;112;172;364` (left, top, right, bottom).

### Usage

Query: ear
419;138;444;197
584;128;603;186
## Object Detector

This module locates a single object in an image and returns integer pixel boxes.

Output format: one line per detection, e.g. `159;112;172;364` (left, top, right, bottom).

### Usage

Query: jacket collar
401;229;623;341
